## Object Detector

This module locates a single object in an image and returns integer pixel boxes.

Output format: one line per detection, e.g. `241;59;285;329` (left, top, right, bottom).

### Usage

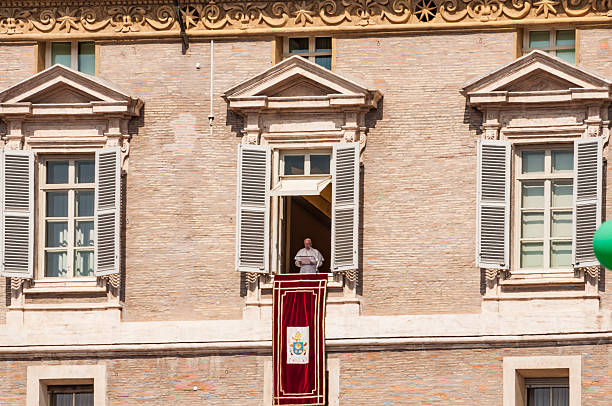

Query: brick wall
97;38;275;321
0;42;35;88
334;31;515;315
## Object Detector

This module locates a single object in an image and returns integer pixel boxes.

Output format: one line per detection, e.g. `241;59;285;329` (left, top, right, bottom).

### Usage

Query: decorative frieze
0;0;611;39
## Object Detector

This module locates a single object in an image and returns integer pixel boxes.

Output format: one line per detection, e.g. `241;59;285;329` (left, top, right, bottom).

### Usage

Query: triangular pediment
223;55;381;108
0;64;141;115
463;50;612;102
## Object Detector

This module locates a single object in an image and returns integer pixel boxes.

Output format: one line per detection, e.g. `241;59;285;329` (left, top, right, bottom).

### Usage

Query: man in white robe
294;238;324;274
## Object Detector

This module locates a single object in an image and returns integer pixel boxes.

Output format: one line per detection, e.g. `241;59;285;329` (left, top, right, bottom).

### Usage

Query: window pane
556;49;575;64
288;38;309;54
552;180;573;207
529;31;551;48
528;388;551;406
552;150;573;172
52;393;74;406
556;30;575;46
315;56;332;70
551;241;572;268
78;42;95;75
76;160;95;183
522;182;545;208
76;220;94;247
315;37;332;52
551;210;572;238
552;387;570;406
46;221;67;247
47;192;68;217
310;154;331;174
522;212;544;238
47;161;69;184
76;392;94;406
76;191;94;217
51;42;72;68
522;151;545;173
521;242;544;268
284;155;305;175
45;251;67;277
75;250;94;277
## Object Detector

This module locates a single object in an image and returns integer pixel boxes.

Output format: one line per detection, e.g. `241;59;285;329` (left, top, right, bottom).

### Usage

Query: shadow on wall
5;278;9;307
463;101;483;135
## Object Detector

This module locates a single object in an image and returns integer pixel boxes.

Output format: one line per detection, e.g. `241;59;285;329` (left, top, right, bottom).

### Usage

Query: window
515;147;573;272
282;152;331;176
526;378;569;406
46;41;95;75
523;29;575;64
48;385;94;406
40;157;95;279
283;37;332;69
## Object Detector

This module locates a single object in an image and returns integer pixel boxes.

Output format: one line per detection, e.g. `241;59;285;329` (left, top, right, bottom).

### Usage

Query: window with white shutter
236;144;271;273
94;147;121;276
573;137;602;268
331;143;359;272
1;150;34;278
476;139;510;270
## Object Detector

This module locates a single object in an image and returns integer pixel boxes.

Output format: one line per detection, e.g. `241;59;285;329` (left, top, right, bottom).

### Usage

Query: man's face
304;239;312;249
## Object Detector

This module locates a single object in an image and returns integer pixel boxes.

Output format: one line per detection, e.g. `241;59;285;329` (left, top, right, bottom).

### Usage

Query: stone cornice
0;1;610;40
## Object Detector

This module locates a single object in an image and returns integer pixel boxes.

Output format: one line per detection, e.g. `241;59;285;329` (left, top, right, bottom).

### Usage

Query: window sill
500;277;583;287
261;273;343;289
24;278;104;295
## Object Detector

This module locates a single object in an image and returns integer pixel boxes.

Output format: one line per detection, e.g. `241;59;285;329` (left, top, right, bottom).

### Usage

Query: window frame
48;384;94;406
45;40;96;74
280;149;332;177
525;378;569;406
37;155;96;281
522;28;576;63
282;36;333;68
512;144;574;276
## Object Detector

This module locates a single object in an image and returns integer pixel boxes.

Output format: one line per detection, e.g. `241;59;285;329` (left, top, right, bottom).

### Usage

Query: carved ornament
0;1;611;39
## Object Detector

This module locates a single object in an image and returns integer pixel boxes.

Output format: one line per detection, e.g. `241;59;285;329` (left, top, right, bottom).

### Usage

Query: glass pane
76;160;95;183
522;212;544;238
46;221;67;247
529;31;551;48
46;192;68;217
51;42;72;68
556;49;576;64
528;388;551;406
310;154;331;174
76;191;94;217
552;387;570;406
551;211;572;238
521;242;544;269
552;150;573;172
288;38;309;53
552;180;573;207
78;41;95;75
45;251;67;277
76;220;94;247
522;151;545;173
284;155;305;175
76;392;94;406
75;250;94;277
551;241;572;268
47;161;69;184
315;37;332;52
315;56;332;70
52;393;73;406
522;182;545;208
556;30;575;46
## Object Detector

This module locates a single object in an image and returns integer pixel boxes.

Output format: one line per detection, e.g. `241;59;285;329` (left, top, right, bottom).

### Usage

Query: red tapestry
273;274;327;406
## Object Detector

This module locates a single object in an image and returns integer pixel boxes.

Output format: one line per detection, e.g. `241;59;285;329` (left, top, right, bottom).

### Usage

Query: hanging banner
273;274;328;405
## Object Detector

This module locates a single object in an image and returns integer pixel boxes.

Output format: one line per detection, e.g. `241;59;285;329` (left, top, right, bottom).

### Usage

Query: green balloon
593;220;612;269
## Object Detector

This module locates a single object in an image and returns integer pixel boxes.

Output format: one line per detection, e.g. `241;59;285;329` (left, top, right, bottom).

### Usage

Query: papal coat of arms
287;326;309;364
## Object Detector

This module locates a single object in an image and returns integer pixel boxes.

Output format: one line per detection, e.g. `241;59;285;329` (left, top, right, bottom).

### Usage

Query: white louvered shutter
95;147;121;276
332;142;359;272
573;137;602;267
236;144;270;273
476;139;510;269
1;150;34;278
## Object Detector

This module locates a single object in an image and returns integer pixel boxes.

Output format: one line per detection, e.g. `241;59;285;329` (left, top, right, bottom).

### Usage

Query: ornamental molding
0;1;611;39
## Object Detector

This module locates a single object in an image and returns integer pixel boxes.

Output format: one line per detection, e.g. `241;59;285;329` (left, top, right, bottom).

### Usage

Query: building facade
0;1;611;405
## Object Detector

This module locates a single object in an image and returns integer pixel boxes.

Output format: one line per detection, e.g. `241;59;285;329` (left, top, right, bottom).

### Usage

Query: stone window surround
27;364;106;406
503;355;581;406
223;55;381;319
